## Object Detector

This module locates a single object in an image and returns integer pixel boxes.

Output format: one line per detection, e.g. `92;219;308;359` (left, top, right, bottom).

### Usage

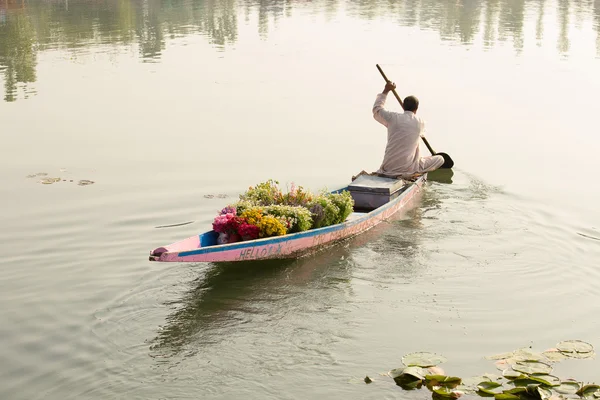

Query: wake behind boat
149;174;426;263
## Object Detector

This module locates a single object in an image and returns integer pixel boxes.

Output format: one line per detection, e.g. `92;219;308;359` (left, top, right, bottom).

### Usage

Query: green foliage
379;340;597;400
327;190;354;224
239;179;283;206
263;205;313;233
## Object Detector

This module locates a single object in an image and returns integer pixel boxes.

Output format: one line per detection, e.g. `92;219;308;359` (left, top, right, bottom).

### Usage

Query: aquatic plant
364;340;598;400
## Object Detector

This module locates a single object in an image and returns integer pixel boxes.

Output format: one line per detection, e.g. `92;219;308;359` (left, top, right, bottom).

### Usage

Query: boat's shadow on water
148;241;360;357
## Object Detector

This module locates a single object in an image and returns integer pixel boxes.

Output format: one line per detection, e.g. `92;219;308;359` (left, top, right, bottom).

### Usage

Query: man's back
372;93;425;176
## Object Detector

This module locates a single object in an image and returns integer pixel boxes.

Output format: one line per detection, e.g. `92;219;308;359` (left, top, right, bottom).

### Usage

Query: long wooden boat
149;174;426;263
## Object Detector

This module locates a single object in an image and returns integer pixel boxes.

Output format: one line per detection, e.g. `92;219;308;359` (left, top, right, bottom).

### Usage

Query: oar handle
376;64;405;110
375;64;437;155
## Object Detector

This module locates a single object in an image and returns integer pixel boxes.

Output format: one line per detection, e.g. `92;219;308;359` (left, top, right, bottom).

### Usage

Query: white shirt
372;92;425;176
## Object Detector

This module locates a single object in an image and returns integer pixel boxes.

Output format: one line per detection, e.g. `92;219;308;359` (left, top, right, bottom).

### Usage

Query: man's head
403;96;419;113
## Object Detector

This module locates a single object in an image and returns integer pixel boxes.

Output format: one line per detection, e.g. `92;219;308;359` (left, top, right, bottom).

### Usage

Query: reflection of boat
149;174;427;263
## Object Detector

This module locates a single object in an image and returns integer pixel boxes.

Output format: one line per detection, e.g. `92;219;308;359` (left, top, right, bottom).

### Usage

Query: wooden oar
375;64;454;169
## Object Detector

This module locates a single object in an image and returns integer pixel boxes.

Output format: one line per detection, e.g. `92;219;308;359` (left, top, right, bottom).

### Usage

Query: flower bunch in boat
212;180;354;244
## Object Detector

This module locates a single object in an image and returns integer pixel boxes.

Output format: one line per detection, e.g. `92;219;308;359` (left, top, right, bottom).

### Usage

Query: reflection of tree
557;0;570;55
1;0;600;102
0;11;36;102
595;0;600;55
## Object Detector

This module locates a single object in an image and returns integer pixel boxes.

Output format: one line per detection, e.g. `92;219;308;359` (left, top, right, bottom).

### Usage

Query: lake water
1;0;599;398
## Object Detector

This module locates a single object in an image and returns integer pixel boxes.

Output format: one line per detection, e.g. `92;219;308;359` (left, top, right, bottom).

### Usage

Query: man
372;81;444;178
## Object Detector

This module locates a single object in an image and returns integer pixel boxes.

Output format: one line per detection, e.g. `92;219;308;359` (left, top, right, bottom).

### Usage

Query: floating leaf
478;381;504;395
505;387;528;395
563;351;596;360
78;179;95;186
495;359;516;371
402;352;448;367
531;374;561;386
555;380;581;395
514;348;549;362
502;370;524;380
41;177;61;184
577;385;600;399
428;366;446;376
513;375;558;388
486;352;516;361
495;393;520;400
531;386;553;400
390;366;425;389
542;351;569;363
557;340;594;354
513;360;553;375
432;386;463;399
458;376;493;394
426;375;462;388
389;366;425;380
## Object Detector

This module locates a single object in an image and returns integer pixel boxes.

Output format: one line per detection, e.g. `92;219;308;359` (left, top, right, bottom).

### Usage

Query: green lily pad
513;375;558;388
505;387;528;395
426;375;462;388
458;376;493;394
502;369;525;380
432;386;463;399
563;351;596;360
530;386;553;400
530;374;560;386
389;366;424;380
513;360;553;375
577;385;600;399
556;340;594;354
513;348;549;362
555;380;581;395
390;366;425;389
495;393;520;400
478;381;504;395
402;352;448;367
542;351;569;363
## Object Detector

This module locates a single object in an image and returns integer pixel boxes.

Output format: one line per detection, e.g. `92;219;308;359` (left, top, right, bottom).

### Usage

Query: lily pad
389;366;425;380
502;370;525;380
577;385;600;399
426;375;462;388
478;381;504;395
78;179;95;186
486;352;517;361
390;366;425;389
513;375;558;388
563;351;596;360
555;380;581;395
495;393;520;400
403;352;448;367
542;351;569;363
556;340;594;354
513;360;553;375
530;374;561;386
458;376;493;394
513;348;549;362
432;386;463;399
41;177;61;184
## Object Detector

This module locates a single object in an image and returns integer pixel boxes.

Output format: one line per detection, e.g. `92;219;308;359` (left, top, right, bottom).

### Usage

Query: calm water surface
1;0;600;398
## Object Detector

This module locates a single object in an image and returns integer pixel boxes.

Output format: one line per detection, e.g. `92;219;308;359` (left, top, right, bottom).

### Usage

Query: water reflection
1;0;599;101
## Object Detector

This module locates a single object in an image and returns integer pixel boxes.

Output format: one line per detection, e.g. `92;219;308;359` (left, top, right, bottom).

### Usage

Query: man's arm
372;82;397;127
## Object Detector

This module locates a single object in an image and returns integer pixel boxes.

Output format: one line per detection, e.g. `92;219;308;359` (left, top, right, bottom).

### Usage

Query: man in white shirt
372;82;444;178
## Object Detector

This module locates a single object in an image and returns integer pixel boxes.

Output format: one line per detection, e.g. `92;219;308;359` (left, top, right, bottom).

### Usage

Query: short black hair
404;96;419;112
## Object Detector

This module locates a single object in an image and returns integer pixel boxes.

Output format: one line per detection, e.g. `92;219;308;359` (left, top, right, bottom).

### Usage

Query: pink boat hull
150;175;426;263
